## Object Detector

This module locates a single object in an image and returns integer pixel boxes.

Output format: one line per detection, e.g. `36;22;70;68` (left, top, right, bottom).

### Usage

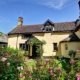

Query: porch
25;36;43;58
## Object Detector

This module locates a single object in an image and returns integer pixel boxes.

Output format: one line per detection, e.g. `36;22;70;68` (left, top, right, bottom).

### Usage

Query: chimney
78;0;80;17
75;17;80;26
18;17;23;26
75;1;80;26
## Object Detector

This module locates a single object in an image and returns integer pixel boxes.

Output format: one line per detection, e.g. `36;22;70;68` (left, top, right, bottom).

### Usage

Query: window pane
25;44;28;51
65;44;68;50
19;44;25;50
19;44;29;51
53;43;58;51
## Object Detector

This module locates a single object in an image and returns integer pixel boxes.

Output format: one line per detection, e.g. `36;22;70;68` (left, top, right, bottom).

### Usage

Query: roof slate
0;34;8;43
61;33;80;42
8;21;76;35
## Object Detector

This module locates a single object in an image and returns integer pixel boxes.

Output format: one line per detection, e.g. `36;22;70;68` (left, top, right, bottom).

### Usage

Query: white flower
20;66;23;70
1;57;7;62
17;67;21;70
7;62;10;66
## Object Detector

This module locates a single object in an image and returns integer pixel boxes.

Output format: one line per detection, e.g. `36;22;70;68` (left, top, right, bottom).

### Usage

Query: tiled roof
75;24;80;31
61;33;80;42
8;21;76;35
0;34;8;43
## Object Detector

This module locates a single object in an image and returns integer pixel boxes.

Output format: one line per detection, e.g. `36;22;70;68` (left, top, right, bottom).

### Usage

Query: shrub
0;47;24;80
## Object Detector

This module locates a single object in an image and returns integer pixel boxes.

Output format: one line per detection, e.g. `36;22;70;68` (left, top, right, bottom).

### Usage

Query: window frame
44;25;53;31
65;44;68;50
53;43;58;51
19;43;29;51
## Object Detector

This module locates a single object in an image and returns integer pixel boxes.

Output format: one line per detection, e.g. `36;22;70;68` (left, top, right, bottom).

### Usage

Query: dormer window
46;25;53;31
42;19;54;32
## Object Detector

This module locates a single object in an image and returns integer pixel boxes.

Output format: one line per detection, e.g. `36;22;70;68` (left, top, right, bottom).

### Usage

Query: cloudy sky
0;0;79;33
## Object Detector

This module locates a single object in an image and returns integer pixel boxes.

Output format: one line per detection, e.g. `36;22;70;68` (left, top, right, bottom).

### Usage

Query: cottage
8;1;80;58
0;32;8;47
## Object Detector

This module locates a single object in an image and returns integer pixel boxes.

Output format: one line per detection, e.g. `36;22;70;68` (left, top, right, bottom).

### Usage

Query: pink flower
70;59;75;64
45;59;50;63
28;74;32;78
19;73;24;78
48;67;54;76
56;67;62;72
76;73;80;80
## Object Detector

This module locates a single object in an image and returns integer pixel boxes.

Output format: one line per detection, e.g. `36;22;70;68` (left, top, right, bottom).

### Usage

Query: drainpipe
16;34;19;49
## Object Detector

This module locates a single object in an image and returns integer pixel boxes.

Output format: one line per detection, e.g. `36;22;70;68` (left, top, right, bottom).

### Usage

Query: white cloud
0;0;69;9
35;0;69;9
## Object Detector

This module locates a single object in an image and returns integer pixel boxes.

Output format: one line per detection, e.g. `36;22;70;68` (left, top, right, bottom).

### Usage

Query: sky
0;0;79;33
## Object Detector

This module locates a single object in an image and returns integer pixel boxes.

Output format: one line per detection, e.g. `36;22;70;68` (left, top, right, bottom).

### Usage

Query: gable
42;19;54;31
61;33;80;42
44;19;54;26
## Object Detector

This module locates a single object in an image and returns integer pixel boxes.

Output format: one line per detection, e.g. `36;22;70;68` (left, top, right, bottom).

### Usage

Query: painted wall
8;34;28;49
33;32;70;56
8;32;70;56
75;29;80;38
8;35;18;49
61;42;80;58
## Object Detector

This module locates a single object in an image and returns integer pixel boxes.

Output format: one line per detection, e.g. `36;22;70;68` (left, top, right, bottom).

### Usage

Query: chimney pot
18;17;23;26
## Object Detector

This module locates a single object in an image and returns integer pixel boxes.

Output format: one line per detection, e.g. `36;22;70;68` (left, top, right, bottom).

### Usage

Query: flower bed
0;47;80;80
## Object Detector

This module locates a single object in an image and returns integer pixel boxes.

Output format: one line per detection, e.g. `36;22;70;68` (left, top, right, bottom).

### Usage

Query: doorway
32;45;38;58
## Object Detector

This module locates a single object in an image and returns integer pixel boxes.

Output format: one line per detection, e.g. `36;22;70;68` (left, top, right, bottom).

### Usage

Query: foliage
0;47;24;80
67;50;77;80
24;57;80;80
27;37;46;57
68;50;76;59
24;51;29;57
27;37;45;45
35;45;42;57
0;32;3;36
0;47;80;80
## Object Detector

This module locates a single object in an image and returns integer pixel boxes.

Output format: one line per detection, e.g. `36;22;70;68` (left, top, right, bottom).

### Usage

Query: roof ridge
55;21;75;24
22;21;75;27
23;24;43;27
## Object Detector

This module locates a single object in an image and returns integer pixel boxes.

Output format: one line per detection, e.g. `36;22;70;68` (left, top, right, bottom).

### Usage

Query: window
53;43;58;51
22;35;27;39
65;44;68;50
45;25;53;31
19;44;28;51
25;44;29;51
46;27;52;31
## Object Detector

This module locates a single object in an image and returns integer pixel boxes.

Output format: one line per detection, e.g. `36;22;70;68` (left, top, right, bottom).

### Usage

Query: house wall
8;34;28;49
8;32;70;56
0;43;7;47
8;35;18;49
33;32;70;56
75;29;80;38
61;42;80;58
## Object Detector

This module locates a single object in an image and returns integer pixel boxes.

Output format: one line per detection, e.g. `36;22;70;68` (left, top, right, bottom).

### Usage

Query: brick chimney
18;17;23;26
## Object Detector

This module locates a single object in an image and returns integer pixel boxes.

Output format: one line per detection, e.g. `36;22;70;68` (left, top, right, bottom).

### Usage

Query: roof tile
8;21;76;34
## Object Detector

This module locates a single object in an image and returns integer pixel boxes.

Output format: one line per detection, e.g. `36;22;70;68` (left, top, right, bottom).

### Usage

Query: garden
0;47;80;80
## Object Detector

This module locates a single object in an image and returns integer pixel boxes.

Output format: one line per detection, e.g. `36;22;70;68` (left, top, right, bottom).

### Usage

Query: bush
0;47;24;80
0;47;80;80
